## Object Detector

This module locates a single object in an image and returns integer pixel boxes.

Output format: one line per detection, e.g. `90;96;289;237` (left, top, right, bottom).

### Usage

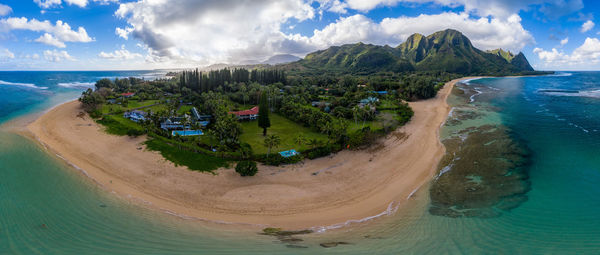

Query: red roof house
121;92;135;97
229;106;259;120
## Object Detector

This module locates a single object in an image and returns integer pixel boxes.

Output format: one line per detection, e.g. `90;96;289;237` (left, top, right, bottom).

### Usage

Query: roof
121;92;135;96
191;107;201;119
229;106;259;116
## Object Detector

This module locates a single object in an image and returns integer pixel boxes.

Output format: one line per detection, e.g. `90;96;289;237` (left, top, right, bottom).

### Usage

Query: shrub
127;129;145;137
257;154;303;166
347;128;370;149
89;109;102;119
397;102;414;125
235;161;258;176
306;146;332;159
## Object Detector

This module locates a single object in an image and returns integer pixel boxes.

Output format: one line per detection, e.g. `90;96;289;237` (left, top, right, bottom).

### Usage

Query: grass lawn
101;99;160;114
145;103;169;113
379;99;399;109
239;113;330;155
96;115;144;136
144;138;229;172
347;120;384;133
177;105;194;115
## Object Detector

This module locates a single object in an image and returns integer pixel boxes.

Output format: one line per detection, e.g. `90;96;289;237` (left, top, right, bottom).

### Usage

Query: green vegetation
144;138;229;172
96;115;144;136
79;29;546;174
263;134;281;157
240;113;329;155
235;161;258;176
285;29;547;77
177;105;193;114
258;91;271;136
101;99;159;114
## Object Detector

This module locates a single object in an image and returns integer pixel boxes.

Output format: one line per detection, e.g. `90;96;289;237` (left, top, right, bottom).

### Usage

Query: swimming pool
172;130;204;136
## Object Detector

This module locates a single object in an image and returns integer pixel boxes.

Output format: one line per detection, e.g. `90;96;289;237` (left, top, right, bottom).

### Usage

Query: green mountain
301;42;413;73
287;29;536;75
487;48;516;62
486;49;534;72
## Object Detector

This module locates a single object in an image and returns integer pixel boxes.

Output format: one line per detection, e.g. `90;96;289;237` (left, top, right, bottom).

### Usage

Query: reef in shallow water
429;125;531;218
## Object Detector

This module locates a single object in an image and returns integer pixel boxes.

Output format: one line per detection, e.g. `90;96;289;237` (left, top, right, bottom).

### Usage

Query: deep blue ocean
1;71;600;254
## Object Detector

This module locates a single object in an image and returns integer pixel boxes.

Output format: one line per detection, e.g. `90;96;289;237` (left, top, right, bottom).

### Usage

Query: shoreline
19;77;477;230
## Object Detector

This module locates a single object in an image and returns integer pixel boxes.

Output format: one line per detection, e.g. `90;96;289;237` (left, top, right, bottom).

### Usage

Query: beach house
229;106;259;121
121;92;135;98
123;110;147;122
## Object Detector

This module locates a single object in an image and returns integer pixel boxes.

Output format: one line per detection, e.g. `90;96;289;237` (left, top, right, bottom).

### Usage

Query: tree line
179;68;286;93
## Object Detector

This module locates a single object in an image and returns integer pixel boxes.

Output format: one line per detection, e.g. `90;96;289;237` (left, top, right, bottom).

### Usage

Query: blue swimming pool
172;130;204;136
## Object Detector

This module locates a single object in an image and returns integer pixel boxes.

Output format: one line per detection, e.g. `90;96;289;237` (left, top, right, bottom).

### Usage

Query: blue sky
0;0;599;70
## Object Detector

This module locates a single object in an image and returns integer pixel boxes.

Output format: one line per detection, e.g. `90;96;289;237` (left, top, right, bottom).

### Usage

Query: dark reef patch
429;125;531;218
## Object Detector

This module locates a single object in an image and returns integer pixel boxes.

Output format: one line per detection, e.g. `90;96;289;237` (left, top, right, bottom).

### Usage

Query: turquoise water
172;130;204;136
2;71;600;254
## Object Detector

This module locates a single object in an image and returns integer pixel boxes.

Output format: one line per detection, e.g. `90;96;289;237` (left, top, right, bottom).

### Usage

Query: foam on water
57;82;95;88
0;80;48;89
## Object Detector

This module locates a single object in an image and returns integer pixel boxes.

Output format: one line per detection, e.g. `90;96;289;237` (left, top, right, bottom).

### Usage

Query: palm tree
307;138;321;149
182;115;191;136
264;134;281;157
206;130;218;151
352;106;359;125
240;84;248;106
295;134;306;146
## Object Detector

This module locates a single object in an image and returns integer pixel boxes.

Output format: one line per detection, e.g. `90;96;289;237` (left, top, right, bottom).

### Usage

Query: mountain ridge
284;29;537;75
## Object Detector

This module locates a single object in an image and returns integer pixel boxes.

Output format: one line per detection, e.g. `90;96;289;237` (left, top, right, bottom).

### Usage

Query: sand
22;77;474;229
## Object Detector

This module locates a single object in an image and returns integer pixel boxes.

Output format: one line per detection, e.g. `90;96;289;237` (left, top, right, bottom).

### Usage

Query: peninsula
24;30;543;229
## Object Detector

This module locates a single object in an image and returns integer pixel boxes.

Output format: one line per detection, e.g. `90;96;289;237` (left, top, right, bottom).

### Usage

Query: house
229;106;259;120
191;107;211;127
311;101;331;107
121;92;135;98
358;97;379;110
359;97;379;105
160;117;189;130
123;110;147;122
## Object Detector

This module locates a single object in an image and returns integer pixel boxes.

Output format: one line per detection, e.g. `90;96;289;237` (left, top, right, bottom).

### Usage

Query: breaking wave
539;88;600;98
57;82;95;89
0;80;48;89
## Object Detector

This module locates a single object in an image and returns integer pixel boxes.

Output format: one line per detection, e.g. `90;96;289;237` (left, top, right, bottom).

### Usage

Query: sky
0;0;599;71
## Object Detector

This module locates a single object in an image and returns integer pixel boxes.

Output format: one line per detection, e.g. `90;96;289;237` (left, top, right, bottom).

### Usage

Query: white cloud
98;46;142;60
581;20;595;33
35;33;66;48
44;49;74;62
1;48;14;59
298;13;533;53
0;17;94;47
320;0;583;19
116;0;533;66
116;0;315;66
26;53;41;60
560;37;568;46
0;4;12;16
34;0;62;9
95;0;120;4
34;0;118;8
115;27;133;39
534;37;600;69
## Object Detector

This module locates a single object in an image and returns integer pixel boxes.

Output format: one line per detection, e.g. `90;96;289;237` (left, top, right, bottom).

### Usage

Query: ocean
1;71;600;254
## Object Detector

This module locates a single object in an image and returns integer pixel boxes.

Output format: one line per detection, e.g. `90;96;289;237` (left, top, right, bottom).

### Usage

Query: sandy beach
20;77;474;229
